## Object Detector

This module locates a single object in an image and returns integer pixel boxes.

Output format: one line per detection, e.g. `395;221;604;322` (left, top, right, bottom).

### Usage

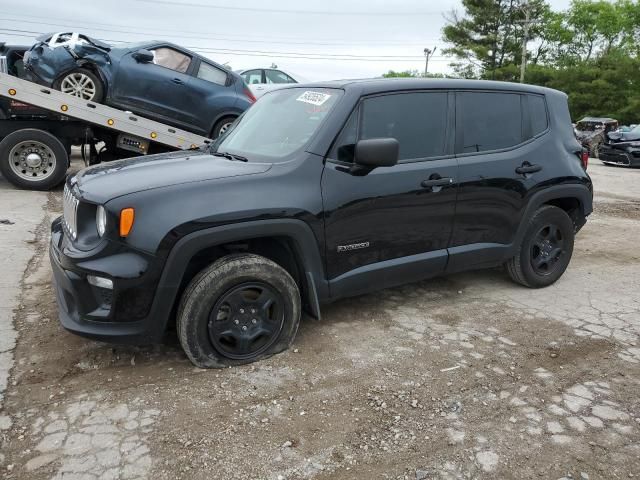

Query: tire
211;116;236;139
54;68;104;102
177;254;301;368
505;205;575;288
0;129;69;190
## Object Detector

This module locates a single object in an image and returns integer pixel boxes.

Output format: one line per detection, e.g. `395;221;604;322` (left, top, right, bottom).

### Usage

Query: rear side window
197;62;228;86
242;69;262;85
529;95;548;136
331;92;449;162
458;92;523;153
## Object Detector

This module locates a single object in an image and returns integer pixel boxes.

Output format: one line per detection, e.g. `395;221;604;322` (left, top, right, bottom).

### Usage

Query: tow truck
0;62;211;190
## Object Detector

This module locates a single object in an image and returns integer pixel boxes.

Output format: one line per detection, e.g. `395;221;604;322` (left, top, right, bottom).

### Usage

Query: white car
237;68;305;98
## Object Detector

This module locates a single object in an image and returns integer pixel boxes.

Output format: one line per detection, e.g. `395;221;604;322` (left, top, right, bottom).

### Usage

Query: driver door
111;45;196;129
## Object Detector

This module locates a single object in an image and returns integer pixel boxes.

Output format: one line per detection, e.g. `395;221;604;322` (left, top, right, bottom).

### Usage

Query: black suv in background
49;79;592;368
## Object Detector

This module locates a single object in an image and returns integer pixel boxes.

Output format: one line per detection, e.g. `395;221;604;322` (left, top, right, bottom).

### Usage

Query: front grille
63;183;79;239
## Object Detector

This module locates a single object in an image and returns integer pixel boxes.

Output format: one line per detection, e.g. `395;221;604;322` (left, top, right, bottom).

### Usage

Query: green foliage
439;0;640;123
382;70;421;78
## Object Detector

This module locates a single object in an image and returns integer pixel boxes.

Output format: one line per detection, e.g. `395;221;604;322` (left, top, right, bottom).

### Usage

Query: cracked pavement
0;161;639;479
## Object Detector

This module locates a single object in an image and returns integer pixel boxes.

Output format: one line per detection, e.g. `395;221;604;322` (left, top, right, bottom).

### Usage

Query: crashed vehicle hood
74;150;272;204
607;130;640;143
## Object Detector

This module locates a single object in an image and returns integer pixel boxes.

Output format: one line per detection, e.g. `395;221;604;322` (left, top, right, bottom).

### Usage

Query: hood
607;130;640;143
74;150;272;204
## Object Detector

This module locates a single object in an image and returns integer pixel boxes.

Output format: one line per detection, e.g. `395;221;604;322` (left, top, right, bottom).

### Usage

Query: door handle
515;162;542;175
421;177;453;188
172;78;185;85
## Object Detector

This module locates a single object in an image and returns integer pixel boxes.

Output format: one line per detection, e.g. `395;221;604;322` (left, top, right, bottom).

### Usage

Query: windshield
632;125;640;134
213;87;343;161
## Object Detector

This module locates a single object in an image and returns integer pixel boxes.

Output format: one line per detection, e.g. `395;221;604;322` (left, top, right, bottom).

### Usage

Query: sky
0;0;573;81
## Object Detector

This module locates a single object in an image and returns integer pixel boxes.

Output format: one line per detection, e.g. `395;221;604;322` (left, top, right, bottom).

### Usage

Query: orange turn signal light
8;88;16;96
119;208;135;237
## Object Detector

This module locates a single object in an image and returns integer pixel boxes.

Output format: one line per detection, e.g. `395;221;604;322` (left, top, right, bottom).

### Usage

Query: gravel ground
1;161;639;480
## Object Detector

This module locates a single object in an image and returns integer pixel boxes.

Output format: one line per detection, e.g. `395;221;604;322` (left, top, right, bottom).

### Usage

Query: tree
382;70;421;78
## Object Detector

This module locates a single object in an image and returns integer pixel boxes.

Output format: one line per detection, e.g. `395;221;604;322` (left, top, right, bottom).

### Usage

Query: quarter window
150;47;191;73
458;92;523;153
197;62;228;86
529;95;549;136
331;92;449;162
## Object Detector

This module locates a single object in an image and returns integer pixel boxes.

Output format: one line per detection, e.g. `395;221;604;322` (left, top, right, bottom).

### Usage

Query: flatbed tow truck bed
0;70;211;190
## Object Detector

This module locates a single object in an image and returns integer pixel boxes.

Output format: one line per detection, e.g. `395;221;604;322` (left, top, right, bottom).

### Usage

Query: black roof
296;77;555;96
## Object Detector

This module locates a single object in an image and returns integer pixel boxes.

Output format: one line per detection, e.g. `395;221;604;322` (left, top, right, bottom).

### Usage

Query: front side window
330;92;449;162
458;92;523;153
197;62;228;86
265;70;296;84
214;88;343;161
150;47;191;73
242;69;263;85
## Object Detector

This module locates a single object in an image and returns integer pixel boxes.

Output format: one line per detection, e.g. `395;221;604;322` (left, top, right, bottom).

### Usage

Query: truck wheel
0;129;69;190
54;68;104;102
211;116;236;139
177;254;301;368
505;205;575;288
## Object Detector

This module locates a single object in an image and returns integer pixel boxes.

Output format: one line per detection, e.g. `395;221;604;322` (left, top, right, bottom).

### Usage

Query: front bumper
49;217;166;344
599;146;640;167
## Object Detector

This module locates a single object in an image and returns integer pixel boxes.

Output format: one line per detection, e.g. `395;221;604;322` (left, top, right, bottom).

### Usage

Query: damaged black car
599;124;640;167
574;117;619;158
21;32;255;138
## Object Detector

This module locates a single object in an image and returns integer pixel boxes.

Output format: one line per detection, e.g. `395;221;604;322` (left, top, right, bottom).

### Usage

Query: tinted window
150;47;191;73
242;69;262;85
265;70;296;84
529;95;548;136
458;92;523;153
197;62;228;86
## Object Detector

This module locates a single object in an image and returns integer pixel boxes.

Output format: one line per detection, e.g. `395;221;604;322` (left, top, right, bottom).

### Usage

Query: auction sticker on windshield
296;91;332;106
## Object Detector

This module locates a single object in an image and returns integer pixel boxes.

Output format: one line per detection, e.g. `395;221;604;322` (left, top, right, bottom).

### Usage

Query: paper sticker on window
296;91;332;106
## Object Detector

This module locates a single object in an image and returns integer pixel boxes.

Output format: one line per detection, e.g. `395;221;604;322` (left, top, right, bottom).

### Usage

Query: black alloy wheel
208;282;285;360
530;224;565;276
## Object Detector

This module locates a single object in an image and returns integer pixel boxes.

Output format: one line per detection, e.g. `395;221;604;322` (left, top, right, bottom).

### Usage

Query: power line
0;14;443;47
133;0;442;16
0;28;450;62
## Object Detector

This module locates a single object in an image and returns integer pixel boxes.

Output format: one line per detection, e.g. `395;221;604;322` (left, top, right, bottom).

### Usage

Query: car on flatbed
49;78;593;368
20;32;255;139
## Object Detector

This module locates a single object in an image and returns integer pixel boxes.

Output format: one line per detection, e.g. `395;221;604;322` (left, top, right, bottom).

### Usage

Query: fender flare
149;219;328;333
510;183;593;255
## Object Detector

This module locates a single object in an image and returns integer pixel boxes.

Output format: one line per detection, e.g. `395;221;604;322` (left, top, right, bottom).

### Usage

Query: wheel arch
152;220;327;335
512;184;593;253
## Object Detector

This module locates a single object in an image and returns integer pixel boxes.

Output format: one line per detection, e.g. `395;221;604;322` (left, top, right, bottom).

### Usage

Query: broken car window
151;47;191;74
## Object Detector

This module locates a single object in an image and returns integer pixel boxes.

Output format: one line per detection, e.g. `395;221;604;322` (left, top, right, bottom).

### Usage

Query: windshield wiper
212;151;248;162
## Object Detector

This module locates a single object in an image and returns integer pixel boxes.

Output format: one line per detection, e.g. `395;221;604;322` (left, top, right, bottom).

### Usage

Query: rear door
111;45;196;128
322;90;458;298
448;90;549;271
186;59;236;136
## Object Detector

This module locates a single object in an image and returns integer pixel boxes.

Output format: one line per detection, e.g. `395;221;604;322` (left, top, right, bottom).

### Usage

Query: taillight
581;149;589;170
575;148;589;170
244;87;256;104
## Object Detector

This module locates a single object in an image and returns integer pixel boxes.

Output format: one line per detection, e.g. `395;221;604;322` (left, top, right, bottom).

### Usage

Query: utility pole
519;1;532;83
423;47;436;77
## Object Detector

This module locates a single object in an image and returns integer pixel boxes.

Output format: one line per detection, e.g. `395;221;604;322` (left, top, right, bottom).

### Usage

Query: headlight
96;205;107;237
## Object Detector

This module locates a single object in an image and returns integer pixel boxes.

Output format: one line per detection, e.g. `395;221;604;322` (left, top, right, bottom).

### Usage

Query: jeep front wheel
177;254;301;368
505;205;575;288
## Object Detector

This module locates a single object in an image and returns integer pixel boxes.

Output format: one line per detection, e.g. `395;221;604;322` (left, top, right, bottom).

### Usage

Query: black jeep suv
50;79;592;368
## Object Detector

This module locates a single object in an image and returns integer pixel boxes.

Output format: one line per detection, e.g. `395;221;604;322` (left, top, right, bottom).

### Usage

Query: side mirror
354;138;399;168
132;49;154;63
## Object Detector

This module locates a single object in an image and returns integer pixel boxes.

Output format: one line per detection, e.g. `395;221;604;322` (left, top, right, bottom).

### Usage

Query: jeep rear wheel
505;205;575;288
177;254;301;368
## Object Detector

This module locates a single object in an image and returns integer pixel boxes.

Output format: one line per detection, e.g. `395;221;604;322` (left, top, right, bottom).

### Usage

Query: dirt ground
1;161;639;480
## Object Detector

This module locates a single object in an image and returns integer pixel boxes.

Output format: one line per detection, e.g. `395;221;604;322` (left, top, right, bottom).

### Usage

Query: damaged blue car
22;32;255;138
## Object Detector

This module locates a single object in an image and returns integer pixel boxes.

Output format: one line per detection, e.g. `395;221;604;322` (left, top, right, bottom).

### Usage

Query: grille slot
63;183;79;239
